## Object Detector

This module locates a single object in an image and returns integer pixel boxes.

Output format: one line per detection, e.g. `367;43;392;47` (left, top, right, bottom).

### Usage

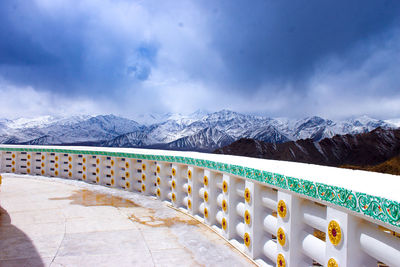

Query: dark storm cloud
0;0;399;118
203;0;400;90
0;0;158;96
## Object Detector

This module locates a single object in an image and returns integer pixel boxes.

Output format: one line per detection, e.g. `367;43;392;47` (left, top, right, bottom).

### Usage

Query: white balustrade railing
0;145;399;267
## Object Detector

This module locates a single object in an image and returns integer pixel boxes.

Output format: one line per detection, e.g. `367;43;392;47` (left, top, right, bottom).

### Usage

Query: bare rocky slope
214;127;400;167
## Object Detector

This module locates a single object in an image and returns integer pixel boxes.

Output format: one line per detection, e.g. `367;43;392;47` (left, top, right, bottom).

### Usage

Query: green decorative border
1;146;399;229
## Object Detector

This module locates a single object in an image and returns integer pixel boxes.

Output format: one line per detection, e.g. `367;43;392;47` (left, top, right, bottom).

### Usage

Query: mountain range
1;110;399;152
214;127;400;167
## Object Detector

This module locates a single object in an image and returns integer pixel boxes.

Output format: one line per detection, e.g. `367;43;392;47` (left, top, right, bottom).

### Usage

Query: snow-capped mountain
0;115;141;144
0;110;398;151
161;127;235;151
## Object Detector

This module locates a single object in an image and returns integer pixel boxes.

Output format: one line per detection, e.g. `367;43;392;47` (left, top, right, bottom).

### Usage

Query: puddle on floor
49;189;139;208
128;213;199;228
49;189;199;228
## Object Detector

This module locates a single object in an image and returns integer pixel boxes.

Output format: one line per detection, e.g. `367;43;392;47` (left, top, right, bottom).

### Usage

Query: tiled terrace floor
0;175;254;267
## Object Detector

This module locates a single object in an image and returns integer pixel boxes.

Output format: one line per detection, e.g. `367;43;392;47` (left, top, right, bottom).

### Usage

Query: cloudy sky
1;0;400;119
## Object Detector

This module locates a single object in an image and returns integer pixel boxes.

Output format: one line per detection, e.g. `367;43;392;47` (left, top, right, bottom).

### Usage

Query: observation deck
0;145;399;266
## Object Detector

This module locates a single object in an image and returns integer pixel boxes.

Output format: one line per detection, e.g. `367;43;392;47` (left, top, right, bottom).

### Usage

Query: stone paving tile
151;248;202;267
0;176;255;267
56;230;149;257
51;254;155;267
0;257;53;267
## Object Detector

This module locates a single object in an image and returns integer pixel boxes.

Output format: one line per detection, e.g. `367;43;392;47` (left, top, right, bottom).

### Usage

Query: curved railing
0;145;399;267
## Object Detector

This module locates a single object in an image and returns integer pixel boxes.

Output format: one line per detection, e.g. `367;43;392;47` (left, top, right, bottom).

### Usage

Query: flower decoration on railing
277;253;286;267
327;258;338;267
244;188;251;203
278;200;287;218
277;227;286;246
328;220;342;246
244;210;251;225
243;232;251;247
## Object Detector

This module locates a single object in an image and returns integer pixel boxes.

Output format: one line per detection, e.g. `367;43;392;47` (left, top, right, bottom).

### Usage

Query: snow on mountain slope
0;110;399;151
163;127;235;151
0;115;141;144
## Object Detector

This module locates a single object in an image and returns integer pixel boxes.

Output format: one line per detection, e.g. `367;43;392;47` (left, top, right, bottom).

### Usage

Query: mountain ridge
214;127;400;167
1;110;399;152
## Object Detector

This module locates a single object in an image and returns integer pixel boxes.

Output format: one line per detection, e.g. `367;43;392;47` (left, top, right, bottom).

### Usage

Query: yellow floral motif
111;179;115;185
277;200;287;218
244;232;251;247
172;180;176;189
171;193;176;202
222;218;227;230
68;156;72;161
141;184;146;192
188;185;192;195
277;254;285;267
188;169;192;179
125;181;130;188
328;220;342;246
157;177;161;185
187;199;192;209
244;210;251;225
222;180;228;193
204;191;209;202
96;177;100;183
277;227;286;246
110;160;114;166
83;174;86;180
172;168;176;176
125;172;130;178
156;166;161;173
222;199;228;212
125;162;129;168
203;175;208;186
142;173;146;181
27;154;31;159
244;188;251;203
327;258;338;267
141;163;146;171
156;188;161;197
204;207;209;218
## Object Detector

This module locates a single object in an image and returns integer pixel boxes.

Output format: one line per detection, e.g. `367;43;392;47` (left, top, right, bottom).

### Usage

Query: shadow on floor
0;206;45;267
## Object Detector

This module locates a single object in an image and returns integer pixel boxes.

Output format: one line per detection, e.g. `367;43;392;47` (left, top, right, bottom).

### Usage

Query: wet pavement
0;175;255;267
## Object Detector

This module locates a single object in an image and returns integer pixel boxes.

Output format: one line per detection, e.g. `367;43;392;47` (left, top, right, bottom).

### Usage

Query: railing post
155;162;170;201
325;206;376;267
243;180;264;259
187;166;201;216
141;160;156;196
203;170;219;226
277;191;313;266
171;164;185;207
222;174;240;240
